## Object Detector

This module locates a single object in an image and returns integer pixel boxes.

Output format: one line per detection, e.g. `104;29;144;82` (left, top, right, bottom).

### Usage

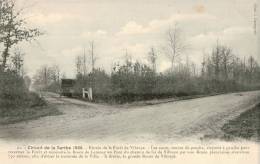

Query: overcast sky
16;0;258;78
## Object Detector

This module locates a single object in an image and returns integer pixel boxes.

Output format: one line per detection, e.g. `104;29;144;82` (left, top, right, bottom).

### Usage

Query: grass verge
221;103;260;141
0;105;61;125
0;93;62;125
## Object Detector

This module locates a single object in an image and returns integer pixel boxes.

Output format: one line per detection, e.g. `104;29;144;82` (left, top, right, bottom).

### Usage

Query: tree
0;0;41;71
211;43;222;80
221;46;233;79
88;40;98;90
148;47;157;73
23;75;31;90
230;56;242;81
50;64;60;83
165;23;187;71
201;55;206;77
75;55;83;76
190;62;197;77
247;56;258;83
33;65;51;90
11;47;24;75
209;43;234;80
89;40;97;73
75;47;88;78
32;65;61;92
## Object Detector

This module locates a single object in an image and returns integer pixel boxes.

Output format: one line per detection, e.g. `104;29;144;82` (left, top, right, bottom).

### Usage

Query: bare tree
247;56;258;83
75;55;84;76
148;47;157;73
205;55;214;79
32;65;51;90
231;56;242;81
89;40;97;73
83;47;87;76
50;64;60;83
165;23;187;71
75;46;89;77
88;40;98;89
33;65;61;91
248;56;257;73
201;55;207;77
211;43;222;79
0;0;42;71
190;62;197;77
221;46;233;79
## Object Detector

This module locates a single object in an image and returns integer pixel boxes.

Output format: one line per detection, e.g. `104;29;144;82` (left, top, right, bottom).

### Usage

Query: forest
33;41;260;103
32;19;260;103
1;0;259;107
0;0;60;120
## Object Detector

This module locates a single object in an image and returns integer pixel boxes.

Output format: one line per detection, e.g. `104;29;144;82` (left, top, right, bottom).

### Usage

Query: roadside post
88;88;93;101
82;88;93;101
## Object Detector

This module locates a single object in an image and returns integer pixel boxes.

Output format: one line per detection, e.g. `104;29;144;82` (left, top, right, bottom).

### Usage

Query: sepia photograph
0;0;259;163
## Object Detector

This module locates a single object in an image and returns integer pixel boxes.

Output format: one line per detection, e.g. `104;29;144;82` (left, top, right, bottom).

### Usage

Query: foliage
0;0;42;70
63;43;260;104
0;69;46;117
0;69;28;108
32;65;61;92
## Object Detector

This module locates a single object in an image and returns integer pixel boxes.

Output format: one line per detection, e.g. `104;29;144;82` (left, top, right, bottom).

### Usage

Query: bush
0;70;46;117
0;70;28;108
70;59;260;104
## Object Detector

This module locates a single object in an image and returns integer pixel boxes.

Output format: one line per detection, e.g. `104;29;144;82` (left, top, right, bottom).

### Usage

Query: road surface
0;91;260;143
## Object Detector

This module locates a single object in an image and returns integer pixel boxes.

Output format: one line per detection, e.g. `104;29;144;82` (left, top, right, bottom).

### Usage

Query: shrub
0;70;28;108
0;70;46;117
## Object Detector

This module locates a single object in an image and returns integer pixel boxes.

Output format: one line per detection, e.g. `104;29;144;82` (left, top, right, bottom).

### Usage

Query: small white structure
82;88;93;101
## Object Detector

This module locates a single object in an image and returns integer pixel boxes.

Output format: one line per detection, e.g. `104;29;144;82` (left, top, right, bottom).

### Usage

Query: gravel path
0;91;259;143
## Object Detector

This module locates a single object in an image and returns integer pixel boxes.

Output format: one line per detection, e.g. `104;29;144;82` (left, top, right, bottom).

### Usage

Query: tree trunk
1;46;10;71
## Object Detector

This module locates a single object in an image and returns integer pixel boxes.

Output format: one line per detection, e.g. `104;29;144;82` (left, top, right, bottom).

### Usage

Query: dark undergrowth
221;103;260;141
0;92;61;125
0;103;61;125
0;93;61;125
0;70;62;125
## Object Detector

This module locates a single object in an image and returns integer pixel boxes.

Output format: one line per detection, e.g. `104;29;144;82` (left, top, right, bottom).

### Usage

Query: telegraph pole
90;41;94;73
83;47;87;77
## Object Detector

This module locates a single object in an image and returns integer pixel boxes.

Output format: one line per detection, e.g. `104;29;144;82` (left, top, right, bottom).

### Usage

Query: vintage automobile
60;79;76;97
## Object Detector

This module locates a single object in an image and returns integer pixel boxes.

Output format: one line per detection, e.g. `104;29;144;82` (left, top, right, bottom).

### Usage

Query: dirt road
0;91;259;143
